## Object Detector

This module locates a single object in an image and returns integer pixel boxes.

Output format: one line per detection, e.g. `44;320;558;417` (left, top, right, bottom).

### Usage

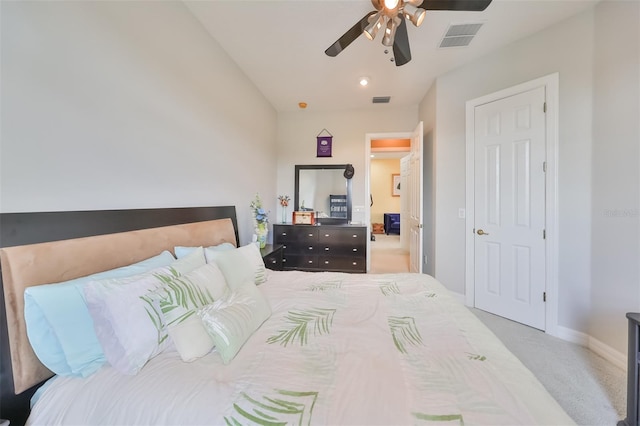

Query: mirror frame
294;164;352;225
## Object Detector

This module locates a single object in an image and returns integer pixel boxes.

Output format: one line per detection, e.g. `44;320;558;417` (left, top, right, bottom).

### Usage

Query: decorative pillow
171;246;207;274
167;315;215;362
83;248;207;375
84;267;177;375
23;250;176;377
148;262;229;362
174;243;235;259
208;244;267;289
198;282;271;364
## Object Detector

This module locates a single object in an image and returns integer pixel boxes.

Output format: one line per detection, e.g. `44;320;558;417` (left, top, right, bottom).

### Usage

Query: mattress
27;271;574;425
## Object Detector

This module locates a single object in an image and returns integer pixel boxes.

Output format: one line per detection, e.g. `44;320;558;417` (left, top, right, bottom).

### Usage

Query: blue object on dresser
384;213;400;235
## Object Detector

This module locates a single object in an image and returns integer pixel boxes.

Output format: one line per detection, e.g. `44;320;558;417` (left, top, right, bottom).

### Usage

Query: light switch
458;208;466;219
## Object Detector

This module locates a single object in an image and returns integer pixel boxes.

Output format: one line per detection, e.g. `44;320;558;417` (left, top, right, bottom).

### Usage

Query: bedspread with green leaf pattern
28;271;574;426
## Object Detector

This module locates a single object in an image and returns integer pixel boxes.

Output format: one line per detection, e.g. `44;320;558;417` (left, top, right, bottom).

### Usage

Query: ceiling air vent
439;23;483;48
372;96;391;104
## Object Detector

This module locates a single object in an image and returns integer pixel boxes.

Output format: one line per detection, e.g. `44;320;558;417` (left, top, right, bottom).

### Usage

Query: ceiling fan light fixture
384;0;400;10
364;12;384;40
403;4;426;27
382;16;400;46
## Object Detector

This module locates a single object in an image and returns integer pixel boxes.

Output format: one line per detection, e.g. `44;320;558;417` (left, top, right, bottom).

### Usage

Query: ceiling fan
325;0;492;66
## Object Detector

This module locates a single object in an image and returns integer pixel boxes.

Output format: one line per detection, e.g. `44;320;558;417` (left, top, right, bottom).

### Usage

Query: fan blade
392;18;411;66
325;11;377;57
418;0;492;11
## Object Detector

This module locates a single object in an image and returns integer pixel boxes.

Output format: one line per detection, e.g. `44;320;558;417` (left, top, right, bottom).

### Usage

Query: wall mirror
294;164;352;225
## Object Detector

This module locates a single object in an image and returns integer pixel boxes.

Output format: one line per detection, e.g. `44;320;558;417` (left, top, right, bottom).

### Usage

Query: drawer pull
324;247;330;251
352;248;358;252
308;246;313;250
352;234;358;238
283;245;287;249
271;259;277;264
324;234;330;237
352;262;357;265
324;260;330;264
308;260;313;264
282;232;287;236
308;233;314;237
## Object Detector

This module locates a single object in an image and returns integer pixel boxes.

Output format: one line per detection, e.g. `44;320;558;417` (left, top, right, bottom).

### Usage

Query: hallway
369;233;410;273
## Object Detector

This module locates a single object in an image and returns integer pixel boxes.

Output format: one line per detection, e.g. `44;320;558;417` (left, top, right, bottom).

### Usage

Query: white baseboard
555;325;626;371
589;335;627;371
554;324;590;346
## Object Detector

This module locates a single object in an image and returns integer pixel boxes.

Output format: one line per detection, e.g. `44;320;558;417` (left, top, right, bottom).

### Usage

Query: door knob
477;229;489;235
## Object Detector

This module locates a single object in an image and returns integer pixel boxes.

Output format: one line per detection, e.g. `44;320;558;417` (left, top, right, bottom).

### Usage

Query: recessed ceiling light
298;102;308;109
359;77;370;87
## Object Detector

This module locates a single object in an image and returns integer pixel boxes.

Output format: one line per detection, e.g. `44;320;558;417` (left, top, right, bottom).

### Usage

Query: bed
0;206;574;425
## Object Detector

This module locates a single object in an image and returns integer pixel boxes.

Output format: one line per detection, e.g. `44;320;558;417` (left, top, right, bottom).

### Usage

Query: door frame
464;73;559;336
365;131;412;272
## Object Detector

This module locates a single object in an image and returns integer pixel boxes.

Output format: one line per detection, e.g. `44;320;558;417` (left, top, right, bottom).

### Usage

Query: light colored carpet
368;235;627;425
471;308;626;426
369;234;410;274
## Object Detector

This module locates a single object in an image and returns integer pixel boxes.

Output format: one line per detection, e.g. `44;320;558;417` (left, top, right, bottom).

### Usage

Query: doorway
365;123;423;273
465;74;559;334
368;144;409;274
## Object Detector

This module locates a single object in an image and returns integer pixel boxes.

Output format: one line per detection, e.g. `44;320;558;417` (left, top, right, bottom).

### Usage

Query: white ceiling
185;0;598;113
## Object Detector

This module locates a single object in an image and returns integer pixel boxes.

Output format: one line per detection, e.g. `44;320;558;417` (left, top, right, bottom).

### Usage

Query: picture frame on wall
392;174;401;197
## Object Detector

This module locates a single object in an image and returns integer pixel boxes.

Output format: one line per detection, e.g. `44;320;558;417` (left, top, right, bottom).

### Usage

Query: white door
407;122;424;273
473;87;546;330
400;155;410;251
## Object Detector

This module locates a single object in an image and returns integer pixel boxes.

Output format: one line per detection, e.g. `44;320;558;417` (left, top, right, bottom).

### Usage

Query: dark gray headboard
0;206;238;425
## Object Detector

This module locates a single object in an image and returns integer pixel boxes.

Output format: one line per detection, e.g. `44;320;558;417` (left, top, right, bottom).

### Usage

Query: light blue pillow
24;250;176;377
174;243;235;259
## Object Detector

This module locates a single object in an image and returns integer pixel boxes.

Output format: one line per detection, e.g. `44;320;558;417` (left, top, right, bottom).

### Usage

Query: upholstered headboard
0;206;238;425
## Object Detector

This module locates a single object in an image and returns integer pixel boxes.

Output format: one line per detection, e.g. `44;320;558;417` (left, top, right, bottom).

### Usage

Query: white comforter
28;271;574;425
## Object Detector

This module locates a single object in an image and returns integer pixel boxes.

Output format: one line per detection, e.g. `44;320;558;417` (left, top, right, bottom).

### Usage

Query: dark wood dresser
273;224;367;273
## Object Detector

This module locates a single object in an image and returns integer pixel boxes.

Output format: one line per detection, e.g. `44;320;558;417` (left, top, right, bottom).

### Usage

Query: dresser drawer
283;254;318;269
274;225;318;243
281;242;317;254
318;244;365;257
318;228;367;245
318;255;366;272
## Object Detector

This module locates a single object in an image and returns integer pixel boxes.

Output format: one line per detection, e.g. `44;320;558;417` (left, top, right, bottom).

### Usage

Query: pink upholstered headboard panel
0;218;236;394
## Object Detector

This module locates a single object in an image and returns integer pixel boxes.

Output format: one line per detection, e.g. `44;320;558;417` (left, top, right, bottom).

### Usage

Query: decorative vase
281;206;287;224
255;222;268;249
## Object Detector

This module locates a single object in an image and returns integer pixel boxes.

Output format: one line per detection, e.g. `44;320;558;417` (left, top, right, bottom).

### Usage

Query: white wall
0;1;278;245
590;0;640;352
276;107;418;224
420;1;640;353
421;9;595;331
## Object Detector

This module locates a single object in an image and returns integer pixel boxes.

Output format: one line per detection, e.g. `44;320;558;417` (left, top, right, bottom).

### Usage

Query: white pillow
84;266;177;374
198;282;271;364
150;262;230;362
208;244;267;289
84;248;206;374
168;316;215;362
